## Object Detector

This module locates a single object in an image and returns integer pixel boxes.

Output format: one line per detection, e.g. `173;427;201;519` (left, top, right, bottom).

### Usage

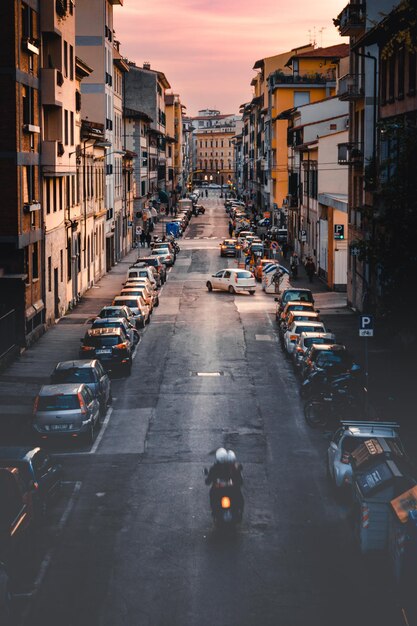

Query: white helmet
227;450;236;463
215;447;228;463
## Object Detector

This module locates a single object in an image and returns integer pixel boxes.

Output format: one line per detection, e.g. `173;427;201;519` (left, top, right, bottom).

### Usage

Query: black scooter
204;470;243;527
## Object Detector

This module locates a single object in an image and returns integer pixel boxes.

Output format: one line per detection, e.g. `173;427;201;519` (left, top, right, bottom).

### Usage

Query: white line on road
90;406;112;454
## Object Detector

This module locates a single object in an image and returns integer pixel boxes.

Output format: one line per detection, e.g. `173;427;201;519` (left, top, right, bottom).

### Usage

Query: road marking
21;481;82;622
196;372;221;377
90;407;112;454
255;334;275;341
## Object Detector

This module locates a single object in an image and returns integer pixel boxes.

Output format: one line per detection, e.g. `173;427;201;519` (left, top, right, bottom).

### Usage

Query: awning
158;190;169;203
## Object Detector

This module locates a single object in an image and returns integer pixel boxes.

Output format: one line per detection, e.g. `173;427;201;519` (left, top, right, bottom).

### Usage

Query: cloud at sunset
114;0;347;115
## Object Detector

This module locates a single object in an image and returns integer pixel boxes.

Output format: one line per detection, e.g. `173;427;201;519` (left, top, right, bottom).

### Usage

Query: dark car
51;359;112;415
80;327;133;374
276;288;314;314
91;317;140;346
0;467;33;557
0;447;62;516
219;239;239;257
139;256;167;283
302;344;353;380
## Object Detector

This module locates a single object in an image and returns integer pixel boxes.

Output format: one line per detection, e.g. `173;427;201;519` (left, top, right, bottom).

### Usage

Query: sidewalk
283;260;414;425
0;247;138;429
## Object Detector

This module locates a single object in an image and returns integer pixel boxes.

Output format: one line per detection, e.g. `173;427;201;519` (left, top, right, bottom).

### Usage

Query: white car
126;265;158;288
327;421;403;489
112;295;150;328
283;321;326;354
150;248;175;267
206;269;256;295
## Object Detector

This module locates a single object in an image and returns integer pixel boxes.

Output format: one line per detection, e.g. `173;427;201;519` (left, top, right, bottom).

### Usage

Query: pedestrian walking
170;205;174;216
282;241;288;259
228;221;234;237
290;252;299;280
205;189;208;198
145;232;152;248
140;230;146;247
305;256;316;283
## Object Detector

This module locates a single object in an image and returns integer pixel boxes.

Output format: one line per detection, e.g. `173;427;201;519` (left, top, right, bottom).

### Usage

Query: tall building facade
192;110;239;187
0;0;44;350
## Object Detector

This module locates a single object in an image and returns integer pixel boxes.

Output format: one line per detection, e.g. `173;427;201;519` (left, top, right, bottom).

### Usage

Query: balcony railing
269;69;336;88
337;142;363;167
338;73;364;100
335;2;366;36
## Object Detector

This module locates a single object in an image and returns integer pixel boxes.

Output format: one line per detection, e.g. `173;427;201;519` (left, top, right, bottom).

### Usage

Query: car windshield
38;394;80;411
52;368;95;383
285;291;313;303
115;299;137;308
296;325;322;334
317;353;349;367
84;336;120;347
236;271;252;278
100;309;123;318
305;337;333;348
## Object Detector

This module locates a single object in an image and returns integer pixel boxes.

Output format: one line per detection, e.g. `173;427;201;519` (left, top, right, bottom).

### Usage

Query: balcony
337;142;363;167
269;69;336;88
338;73;364;100
41;69;64;107
41;1;64;34
41;140;66;173
335;2;366;36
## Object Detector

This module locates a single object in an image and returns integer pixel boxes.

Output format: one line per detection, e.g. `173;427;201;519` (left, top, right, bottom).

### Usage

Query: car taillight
33;396;39;415
78;392;87;415
221;496;231;509
114;342;127;350
296;347;303;353
290;335;297;341
81;345;94;351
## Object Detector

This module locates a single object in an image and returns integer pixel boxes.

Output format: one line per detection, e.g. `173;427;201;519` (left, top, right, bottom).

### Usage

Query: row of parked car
0;205;194;591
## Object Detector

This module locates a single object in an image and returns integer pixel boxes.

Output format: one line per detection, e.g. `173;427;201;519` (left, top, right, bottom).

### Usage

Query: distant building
191;110;240;187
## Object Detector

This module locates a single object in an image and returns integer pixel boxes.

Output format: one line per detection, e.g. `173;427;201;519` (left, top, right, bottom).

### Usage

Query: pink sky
114;0;347;116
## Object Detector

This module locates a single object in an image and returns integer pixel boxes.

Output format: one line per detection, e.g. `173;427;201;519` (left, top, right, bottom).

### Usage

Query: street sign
334;224;345;240
271;241;279;250
359;314;374;337
299;229;307;243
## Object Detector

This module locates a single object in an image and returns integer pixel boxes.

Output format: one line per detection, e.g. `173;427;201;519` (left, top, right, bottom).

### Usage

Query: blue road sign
359;314;374;337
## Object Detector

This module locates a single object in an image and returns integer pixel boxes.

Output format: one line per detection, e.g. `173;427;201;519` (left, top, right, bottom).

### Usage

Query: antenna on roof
308;27;317;48
319;27;326;48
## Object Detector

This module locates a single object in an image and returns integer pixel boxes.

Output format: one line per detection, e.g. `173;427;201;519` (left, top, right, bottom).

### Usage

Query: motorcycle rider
205;448;244;517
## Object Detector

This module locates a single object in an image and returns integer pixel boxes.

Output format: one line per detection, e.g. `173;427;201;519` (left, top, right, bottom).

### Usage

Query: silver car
327;421;403;489
50;359;112;416
33;383;101;444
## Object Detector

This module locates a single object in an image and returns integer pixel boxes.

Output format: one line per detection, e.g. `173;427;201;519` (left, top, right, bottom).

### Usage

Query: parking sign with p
359;315;374;337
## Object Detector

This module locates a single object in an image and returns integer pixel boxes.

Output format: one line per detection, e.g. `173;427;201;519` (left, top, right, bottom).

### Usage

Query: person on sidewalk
140;230;146;247
145;232;152;248
228;221;234;237
305;257;316;283
290;252;299;279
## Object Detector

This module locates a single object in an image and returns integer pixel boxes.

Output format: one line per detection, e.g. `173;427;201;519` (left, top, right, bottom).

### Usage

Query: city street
2;193;405;626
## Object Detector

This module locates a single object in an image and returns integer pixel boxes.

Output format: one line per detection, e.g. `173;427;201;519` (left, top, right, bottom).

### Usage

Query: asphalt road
7;193;406;626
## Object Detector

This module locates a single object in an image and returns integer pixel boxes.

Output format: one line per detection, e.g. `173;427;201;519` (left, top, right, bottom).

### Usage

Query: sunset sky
114;0;347;116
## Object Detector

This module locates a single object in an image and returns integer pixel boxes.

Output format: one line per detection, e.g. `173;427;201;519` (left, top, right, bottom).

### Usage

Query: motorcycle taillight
221;496;231;509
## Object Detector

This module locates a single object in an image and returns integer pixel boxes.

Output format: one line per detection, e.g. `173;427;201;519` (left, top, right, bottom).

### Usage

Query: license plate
96;349;111;354
51;424;69;431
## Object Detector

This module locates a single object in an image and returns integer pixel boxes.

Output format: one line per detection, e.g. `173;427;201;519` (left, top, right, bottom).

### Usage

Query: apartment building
165;93;184;196
0;1;44;351
192;110;238;187
124;62;171;199
76;0;123;272
334;0;398;311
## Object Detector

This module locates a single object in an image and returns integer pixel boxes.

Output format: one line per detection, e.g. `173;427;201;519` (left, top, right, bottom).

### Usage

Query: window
66;175;70;209
398;47;405;99
69;45;74;80
22;165;35;203
70;111;74;145
67;237;72;281
22;3;34;40
46;179;51;214
408;51;416;95
22;85;34;125
294;91;310;107
64;41;68;78
58;177;63;211
48;256;52;292
53;178;57;212
32;242;39;279
64;109;68;145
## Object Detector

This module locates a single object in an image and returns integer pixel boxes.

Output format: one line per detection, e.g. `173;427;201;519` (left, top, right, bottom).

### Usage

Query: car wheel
86;424;94;445
228;285;235;294
125;361;132;376
249;290;255;295
207;281;213;292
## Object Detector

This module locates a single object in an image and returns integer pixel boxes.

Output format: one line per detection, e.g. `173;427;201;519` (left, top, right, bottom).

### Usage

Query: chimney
143;62;151;70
